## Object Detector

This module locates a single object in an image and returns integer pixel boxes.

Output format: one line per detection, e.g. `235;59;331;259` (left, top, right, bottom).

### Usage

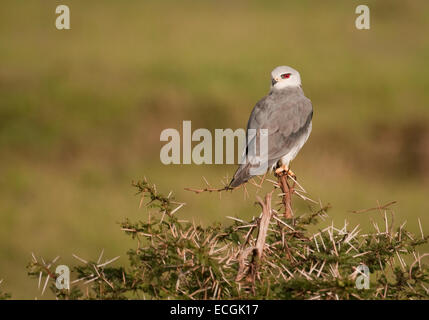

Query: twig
184;186;232;194
254;192;273;259
350;201;397;214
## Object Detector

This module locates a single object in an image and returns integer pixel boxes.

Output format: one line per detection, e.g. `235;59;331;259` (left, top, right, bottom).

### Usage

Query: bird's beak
271;78;278;86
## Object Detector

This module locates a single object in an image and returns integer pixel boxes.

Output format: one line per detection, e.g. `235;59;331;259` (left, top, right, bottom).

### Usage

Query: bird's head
270;66;301;90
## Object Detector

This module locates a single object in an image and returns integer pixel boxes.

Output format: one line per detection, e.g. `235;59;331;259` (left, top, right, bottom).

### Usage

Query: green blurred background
1;0;428;299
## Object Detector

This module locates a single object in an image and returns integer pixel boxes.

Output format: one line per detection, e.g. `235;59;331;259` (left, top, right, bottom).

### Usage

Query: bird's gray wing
249;92;313;161
230;90;313;187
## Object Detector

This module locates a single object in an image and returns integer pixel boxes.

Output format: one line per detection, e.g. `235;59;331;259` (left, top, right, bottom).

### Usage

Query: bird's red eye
281;73;291;79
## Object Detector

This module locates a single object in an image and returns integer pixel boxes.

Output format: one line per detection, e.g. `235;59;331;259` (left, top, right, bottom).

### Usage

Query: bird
229;66;313;188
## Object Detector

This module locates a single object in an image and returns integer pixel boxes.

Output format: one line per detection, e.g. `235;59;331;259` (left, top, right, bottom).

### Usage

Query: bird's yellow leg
275;164;296;179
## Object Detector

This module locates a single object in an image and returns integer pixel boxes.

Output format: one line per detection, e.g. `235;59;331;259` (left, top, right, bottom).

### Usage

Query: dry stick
350;201;397;214
184;186;232;194
235;192;273;283
249;192;273;285
236;247;255;282
254;192;273;259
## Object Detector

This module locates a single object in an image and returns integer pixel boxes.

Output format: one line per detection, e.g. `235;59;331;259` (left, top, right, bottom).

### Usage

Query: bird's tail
229;163;252;188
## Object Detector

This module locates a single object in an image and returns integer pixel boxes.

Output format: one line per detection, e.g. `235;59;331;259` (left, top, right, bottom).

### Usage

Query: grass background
0;0;428;298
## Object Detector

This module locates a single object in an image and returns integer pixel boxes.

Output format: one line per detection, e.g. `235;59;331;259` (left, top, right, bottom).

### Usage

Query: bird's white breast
280;121;312;167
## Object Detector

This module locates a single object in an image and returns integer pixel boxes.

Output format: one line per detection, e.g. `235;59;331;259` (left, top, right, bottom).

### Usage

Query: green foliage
27;179;429;300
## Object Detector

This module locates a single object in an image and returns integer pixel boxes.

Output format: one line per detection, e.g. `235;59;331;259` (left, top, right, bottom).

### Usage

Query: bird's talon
275;164;288;176
275;165;296;180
